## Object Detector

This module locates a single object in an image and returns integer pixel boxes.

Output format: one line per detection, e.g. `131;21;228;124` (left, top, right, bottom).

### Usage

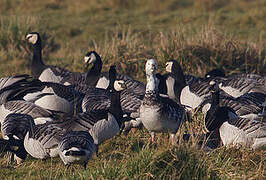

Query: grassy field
0;0;265;179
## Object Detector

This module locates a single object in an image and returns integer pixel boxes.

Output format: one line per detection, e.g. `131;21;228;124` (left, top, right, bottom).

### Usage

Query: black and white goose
0;78;84;116
139;59;184;144
95;67;145;98
23;121;66;160
52;66;126;154
59;51;103;89
201;83;265;120
1;113;34;164
164;60;186;103
58;131;95;169
204;83;266;149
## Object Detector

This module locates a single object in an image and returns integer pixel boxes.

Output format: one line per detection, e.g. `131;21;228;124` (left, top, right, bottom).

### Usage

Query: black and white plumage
164;60;186;103
26;32;72;82
0;74;30;90
96;70;145;98
140;59;184;143
58;131;95;169
216;76;266;98
1;113;34;164
24;121;66;160
204;83;266;149
0;78;84;115
59;51;103;88
0;100;56;125
51;66;126;154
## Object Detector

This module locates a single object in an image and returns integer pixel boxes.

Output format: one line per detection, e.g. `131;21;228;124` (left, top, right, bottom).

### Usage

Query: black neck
109;89;123;127
31;42;45;78
85;59;102;86
205;88;225;131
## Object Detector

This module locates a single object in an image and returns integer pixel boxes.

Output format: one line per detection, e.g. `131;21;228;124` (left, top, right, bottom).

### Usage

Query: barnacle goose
1;113;34;164
204;82;266;149
164;60;186;103
26;32;85;85
200;82;265;119
24;121;66;160
139;59;184;144
59;51;102;88
58;131;95;169
52;66;126;155
0;78;84;115
96;66;145;98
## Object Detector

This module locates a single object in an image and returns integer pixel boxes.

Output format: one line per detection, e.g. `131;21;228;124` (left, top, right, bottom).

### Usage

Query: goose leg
169;133;176;145
95;144;99;157
151;132;155;143
66;164;70;170
83;162;87;170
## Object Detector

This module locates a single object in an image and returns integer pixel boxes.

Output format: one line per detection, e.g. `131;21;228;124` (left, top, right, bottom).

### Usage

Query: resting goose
96;68;145;98
204;82;266;149
0;100;57;125
140;59;184;144
58;131;95;169
52;66;126;154
0;78;84;115
164;60;186;103
59;51;103;88
1;113;34;164
24;121;66;160
201;85;264;119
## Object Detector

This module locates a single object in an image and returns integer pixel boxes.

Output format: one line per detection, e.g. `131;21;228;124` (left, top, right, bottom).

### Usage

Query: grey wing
59;131;94;151
33;124;65;149
1;113;35;140
4;100;54;118
120;90;142;116
82;88;110;112
228;117;266;138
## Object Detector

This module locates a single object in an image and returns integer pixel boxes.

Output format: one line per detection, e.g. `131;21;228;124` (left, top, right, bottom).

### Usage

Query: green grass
0;0;265;179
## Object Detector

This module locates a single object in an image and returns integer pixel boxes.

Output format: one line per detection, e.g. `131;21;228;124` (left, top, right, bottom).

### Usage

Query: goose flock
0;32;265;169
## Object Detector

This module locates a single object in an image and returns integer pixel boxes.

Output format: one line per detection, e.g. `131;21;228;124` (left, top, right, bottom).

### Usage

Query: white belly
140;106;178;133
39;68;62;83
180;86;203;110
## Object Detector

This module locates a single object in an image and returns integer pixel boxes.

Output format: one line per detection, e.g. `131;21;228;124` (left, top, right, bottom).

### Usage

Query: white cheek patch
165;62;173;73
27;34;38;44
84;56;90;64
114;80;126;91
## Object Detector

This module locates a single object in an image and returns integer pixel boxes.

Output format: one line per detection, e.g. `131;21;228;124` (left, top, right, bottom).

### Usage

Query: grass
0;0;265;179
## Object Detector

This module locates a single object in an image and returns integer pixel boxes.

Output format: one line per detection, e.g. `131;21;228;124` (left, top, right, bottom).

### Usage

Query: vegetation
0;0;265;179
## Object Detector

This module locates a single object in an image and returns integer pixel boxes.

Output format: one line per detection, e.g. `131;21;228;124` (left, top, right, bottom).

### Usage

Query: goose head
84;51;101;68
26;32;40;45
165;61;173;73
114;80;126;91
145;59;157;75
205;68;225;79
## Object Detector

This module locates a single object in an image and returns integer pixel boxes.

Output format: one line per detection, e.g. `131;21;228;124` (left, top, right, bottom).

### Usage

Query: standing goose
58;131;95;169
140;59;184;144
204;82;266;149
1;113;34;164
